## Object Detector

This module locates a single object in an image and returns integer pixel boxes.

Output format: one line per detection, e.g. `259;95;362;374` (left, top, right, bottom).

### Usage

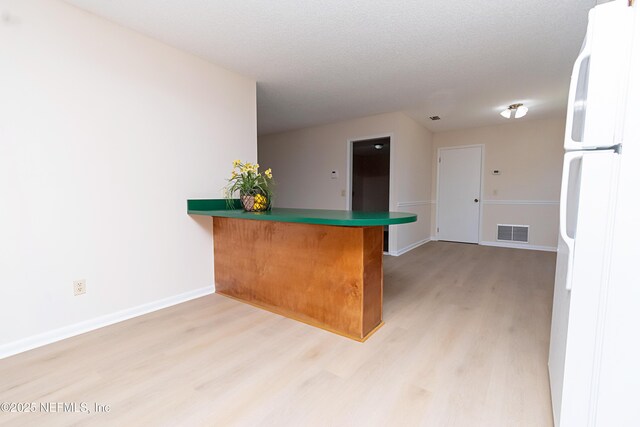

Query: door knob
474;198;479;203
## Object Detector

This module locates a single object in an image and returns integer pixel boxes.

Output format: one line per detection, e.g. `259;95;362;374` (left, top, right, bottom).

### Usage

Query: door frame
346;133;395;251
435;144;484;243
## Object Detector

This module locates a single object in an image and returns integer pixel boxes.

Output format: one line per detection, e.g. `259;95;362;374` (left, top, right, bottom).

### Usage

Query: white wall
258;112;432;255
0;0;256;356
431;118;565;250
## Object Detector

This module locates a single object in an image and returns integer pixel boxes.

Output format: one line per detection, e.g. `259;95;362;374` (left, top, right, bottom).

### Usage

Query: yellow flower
265;168;272;179
232;159;241;168
230;171;238;179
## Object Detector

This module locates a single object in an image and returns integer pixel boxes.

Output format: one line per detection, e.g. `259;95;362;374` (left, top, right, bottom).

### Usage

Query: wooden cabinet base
212;217;383;341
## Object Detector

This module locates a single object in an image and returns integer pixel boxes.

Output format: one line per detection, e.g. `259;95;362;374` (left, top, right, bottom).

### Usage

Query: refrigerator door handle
559;151;583;290
564;38;592;151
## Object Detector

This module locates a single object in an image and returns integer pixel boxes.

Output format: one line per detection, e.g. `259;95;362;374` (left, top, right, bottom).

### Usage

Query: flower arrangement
224;160;274;211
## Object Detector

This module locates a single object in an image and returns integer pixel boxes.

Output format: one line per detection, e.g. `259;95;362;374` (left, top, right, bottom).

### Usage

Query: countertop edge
187;209;417;227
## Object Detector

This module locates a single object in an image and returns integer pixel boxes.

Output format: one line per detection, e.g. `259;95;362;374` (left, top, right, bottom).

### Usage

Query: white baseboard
389;237;432;256
0;286;214;360
480;240;557;252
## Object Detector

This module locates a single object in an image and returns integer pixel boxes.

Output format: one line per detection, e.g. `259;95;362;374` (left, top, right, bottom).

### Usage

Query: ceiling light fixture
500;103;528;119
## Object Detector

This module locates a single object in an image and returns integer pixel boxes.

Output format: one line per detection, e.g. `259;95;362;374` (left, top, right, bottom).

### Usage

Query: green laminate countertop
187;199;417;226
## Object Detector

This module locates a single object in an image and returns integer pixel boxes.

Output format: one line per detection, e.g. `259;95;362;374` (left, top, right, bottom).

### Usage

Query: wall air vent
497;224;529;243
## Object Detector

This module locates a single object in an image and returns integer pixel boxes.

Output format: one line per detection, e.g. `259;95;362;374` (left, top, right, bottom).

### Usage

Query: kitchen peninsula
188;199;416;341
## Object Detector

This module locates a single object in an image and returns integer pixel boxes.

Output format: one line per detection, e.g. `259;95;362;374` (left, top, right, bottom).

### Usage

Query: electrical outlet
73;279;86;296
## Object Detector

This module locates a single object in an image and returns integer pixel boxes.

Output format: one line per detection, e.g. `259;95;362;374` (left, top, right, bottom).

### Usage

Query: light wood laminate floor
0;242;556;426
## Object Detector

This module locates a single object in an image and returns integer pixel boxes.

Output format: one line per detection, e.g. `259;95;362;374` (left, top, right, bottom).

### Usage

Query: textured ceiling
64;0;604;135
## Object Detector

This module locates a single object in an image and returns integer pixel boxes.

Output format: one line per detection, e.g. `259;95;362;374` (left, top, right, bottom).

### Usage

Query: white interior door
437;146;482;243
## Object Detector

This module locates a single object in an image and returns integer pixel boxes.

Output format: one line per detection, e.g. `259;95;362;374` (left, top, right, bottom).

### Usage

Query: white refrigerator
548;1;640;426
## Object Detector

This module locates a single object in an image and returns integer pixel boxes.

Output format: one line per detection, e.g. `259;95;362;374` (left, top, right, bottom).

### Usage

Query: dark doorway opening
351;137;391;251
